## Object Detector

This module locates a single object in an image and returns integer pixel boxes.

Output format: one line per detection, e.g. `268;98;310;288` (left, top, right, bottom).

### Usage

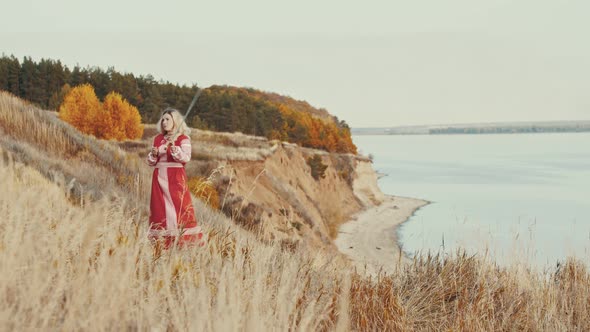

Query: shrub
307;154;327;181
188;176;220;209
102;92;144;140
58;83;102;136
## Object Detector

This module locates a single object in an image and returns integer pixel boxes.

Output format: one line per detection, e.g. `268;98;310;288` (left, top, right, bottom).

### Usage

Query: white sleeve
147;151;158;166
171;139;191;163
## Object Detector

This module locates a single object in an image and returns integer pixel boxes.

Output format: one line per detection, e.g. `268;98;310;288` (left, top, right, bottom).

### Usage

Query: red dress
147;133;203;249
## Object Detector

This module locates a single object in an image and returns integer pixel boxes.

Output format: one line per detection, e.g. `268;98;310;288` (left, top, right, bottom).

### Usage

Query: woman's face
161;113;175;132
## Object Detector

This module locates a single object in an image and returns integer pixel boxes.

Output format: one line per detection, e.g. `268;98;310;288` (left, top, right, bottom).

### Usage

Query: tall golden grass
2;90;590;330
4;152;590;331
0;157;349;330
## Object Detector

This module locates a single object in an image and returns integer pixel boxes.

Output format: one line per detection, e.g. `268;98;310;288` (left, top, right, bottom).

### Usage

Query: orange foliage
203;86;357;154
277;103;357;154
58;84;101;136
59;84;144;141
103;92;144;140
187;176;219;210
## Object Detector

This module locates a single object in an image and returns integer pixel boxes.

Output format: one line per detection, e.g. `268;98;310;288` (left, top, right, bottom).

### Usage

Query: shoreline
334;194;430;277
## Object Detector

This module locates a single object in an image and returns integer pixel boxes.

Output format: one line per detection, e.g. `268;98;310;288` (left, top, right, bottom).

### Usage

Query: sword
183;87;203;122
167;87;203;147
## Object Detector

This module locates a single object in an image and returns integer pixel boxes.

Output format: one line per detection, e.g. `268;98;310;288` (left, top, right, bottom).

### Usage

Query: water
352;133;590;269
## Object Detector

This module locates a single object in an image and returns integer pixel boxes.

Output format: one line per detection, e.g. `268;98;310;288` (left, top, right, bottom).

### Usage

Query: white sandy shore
335;195;430;277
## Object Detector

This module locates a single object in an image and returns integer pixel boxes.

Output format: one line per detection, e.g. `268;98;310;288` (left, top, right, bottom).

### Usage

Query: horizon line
352;119;590;129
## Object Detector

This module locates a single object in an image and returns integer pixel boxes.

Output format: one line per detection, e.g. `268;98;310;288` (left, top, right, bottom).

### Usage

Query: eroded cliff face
214;142;386;250
128;126;385;251
351;159;386;207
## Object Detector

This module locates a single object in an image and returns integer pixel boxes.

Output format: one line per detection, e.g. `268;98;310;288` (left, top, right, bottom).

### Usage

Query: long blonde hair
156;108;191;142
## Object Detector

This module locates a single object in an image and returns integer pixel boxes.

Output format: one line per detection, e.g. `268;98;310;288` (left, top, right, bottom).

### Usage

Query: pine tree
6;56;20;96
45;59;68;108
69;65;86;86
19;56;42;104
48;83;72;110
0;56;9;91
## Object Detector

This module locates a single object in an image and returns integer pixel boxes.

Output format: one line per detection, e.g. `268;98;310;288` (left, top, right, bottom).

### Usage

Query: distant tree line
197;86;357;153
0;54;356;153
429;125;590;134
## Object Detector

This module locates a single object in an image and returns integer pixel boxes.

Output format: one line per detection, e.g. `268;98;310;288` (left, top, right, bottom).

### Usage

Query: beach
335;195;430;277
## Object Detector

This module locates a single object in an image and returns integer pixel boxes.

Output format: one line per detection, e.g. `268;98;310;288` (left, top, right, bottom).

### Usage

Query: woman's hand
151;147;158;156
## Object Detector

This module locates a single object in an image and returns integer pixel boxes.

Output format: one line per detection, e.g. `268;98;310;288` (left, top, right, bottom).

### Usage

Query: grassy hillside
0;90;350;330
1;91;590;330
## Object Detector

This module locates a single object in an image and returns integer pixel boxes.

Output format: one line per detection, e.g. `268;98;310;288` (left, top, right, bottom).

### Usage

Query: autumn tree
102;92;144;140
59;85;143;140
58;83;101;135
2;56;358;152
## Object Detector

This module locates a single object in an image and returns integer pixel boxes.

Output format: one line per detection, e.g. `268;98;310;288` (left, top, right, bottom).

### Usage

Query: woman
146;108;203;249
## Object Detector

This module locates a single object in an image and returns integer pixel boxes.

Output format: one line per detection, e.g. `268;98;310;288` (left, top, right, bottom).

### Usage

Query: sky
1;0;589;127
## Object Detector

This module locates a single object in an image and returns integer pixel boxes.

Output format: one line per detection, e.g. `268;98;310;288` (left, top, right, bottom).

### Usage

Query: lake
352;133;590;269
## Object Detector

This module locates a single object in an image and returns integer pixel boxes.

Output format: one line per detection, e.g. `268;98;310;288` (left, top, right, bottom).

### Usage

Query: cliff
215;142;385;250
135;124;387;251
0;90;385;254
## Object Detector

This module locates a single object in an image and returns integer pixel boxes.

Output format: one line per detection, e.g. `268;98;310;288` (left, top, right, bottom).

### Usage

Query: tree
44;59;68;108
1;55;359;153
59;83;102;135
6;56;20;96
69;65;86;86
307;155;328;181
19;56;44;105
48;83;71;110
190;115;210;130
102;91;144;140
59;85;143;140
0;56;9;92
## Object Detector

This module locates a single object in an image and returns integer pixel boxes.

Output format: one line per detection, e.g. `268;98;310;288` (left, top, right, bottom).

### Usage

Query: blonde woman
146;108;203;248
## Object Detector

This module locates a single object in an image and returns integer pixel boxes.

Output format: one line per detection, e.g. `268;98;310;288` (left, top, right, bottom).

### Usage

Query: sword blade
184;88;203;121
166;88;203;144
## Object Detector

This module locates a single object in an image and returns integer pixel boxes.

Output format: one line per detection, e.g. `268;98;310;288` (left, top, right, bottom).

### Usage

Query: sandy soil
334;195;430;277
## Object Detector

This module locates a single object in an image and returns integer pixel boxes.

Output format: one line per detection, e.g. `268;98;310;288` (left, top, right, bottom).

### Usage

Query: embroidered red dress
147;133;203;248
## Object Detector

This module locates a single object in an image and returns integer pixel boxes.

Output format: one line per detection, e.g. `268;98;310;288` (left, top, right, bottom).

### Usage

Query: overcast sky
2;0;589;127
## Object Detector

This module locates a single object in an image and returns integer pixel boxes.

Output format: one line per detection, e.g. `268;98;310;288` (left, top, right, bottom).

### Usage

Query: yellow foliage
187;176;219;210
103;92;144;140
58;84;101;136
59;85;144;141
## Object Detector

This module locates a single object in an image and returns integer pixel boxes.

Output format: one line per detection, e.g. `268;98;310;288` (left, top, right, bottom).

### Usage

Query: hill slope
2;91;590;331
0;90;351;330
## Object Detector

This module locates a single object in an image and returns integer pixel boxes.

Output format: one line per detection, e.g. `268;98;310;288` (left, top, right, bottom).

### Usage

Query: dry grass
344;251;590;331
0;91;152;204
4;155;589;331
324;204;346;240
0;157;349;331
265;172;317;230
2;91;590;331
140;124;277;161
0;92;79;156
188;175;221;210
